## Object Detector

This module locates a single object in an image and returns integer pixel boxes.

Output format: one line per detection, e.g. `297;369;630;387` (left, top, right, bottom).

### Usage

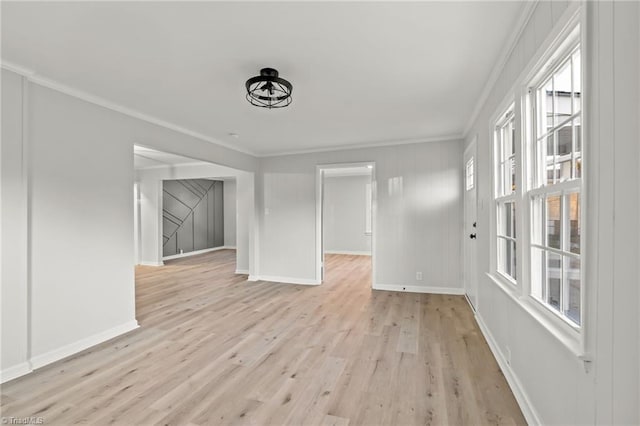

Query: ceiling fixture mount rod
245;67;293;109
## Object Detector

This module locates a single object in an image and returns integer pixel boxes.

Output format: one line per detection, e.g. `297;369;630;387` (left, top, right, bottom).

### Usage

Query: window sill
494;270;518;289
486;272;586;359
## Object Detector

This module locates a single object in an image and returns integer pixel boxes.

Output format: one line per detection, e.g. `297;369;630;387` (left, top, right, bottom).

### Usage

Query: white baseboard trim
474;314;541;426
247;275;321;286
464;294;477;313
0;361;32;384
163;245;233;261
325;250;372;256
30;320;139;370
139;261;164;267
235;269;249;275
372;284;465;295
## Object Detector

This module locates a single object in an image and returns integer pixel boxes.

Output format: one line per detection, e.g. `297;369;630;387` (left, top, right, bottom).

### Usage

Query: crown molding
462;0;538;139
2;60;461;159
1;61;36;77
258;133;463;158
0;60;256;156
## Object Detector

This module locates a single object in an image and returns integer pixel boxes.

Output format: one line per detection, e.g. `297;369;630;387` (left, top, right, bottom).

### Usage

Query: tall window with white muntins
495;107;517;282
529;44;582;326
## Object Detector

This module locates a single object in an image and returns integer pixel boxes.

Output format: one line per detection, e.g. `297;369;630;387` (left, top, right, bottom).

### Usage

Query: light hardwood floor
1;250;525;425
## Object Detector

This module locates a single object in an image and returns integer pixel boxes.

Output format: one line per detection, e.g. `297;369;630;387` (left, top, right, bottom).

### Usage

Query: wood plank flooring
1;250;525;425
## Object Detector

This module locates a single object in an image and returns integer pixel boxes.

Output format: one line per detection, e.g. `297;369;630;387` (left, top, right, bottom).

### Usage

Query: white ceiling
2;1;524;156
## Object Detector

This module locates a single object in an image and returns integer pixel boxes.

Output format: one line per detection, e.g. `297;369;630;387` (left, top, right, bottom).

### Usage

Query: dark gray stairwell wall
162;179;224;257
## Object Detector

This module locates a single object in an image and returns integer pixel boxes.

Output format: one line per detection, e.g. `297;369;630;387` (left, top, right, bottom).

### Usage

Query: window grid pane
547;251;562;311
553;59;572;127
546;195;561;249
572;50;582;114
496;111;516;197
567;192;581;254
534;47;582;190
565;256;581;325
495;107;516;283
497;237;517;281
496;200;517;282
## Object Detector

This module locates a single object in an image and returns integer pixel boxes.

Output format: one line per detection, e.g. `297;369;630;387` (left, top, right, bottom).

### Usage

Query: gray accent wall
162;179;224;257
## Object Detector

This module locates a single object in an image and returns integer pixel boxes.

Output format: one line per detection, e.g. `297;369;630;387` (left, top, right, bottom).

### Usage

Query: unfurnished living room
1;1;639;425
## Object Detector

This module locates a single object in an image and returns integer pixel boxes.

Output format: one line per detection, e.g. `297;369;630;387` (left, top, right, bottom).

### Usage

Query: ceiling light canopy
245;68;293;109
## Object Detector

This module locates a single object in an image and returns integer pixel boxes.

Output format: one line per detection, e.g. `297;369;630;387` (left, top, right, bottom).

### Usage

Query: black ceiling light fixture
245;68;293;109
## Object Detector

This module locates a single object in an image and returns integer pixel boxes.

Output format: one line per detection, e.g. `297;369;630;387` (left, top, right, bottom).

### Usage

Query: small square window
466;157;474;191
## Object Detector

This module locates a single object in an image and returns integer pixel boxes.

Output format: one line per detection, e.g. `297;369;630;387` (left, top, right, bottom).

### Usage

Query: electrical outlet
416;272;423;281
180;249;184;254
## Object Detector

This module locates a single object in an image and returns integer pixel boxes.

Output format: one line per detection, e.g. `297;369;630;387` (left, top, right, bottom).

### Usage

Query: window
494;107;517;282
465;157;474;191
488;21;584;347
528;44;582;326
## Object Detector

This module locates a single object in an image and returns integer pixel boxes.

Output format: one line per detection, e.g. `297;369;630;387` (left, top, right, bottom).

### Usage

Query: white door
463;140;478;310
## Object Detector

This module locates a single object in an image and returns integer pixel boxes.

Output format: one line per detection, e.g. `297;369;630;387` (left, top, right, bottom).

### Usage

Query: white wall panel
0;70;30;379
258;140;462;290
139;179;163;265
29;83;137;358
223;179;237;248
610;2;640;422
323;175;371;254
0;68;257;381
235;173;254;273
464;1;639;424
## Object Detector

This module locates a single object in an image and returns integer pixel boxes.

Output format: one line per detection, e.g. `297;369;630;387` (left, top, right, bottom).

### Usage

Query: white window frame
465;157;474;191
486;7;589;359
494;106;517;284
526;33;583;331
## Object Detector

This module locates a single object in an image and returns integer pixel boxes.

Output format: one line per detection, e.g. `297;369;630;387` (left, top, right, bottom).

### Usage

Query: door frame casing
463;136;479;310
315;162;376;285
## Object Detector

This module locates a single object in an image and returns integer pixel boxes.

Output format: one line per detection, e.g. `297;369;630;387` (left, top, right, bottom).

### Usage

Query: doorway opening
316;162;375;287
133;145;255;279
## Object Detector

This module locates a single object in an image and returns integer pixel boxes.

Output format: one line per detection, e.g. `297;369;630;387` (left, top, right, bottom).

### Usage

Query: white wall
138;179;163;266
463;2;640;424
323;175;371;254
1;69;30;380
0;68;257;382
223;179;237;248
135;164;252;271
257;140;463;291
593;3;640;422
26;79;138;365
235;172;254;275
133;183;140;264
